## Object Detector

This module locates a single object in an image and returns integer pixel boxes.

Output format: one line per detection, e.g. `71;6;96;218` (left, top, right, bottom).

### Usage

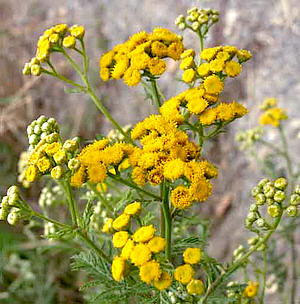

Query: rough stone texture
0;0;299;301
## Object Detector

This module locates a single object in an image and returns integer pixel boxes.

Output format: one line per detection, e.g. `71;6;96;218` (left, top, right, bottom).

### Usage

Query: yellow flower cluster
259;98;287;127
23;24;85;76
243;281;259;298
99;28;184;86
160;85;247;126
71;139;133;187
107;202;172;290
25;134;79;183
130;115;218;208
174;248;204;295
179;45;251;84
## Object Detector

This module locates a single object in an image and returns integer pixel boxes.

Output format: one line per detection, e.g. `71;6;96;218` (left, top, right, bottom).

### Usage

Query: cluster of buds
245;178;287;232
27;115;60;150
38;185;64;209
23;24;85;76
235;127;264;151
175;7;219;32
226;281;243;299
0;186;31;226
233;245;247;263
286;185;300;217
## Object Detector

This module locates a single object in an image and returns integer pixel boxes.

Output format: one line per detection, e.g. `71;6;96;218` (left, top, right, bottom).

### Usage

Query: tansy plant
1;7;298;304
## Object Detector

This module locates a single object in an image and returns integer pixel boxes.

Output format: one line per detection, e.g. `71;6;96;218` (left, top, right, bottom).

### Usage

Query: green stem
205;123;225;139
160;184;165;237
107;172;160;201
150;78;161;111
77;230;111;263
62;180;78;227
260;248;267;303
201;215;282;303
32;211;70;229
161;179;171;260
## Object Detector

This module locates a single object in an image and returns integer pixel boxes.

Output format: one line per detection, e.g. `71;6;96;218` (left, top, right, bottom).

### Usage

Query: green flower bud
41;122;50;132
247;211;257;222
63;139;78;152
251;186;260;197
44;132;60;143
40;132;47;140
290;194;300;206
244;218;253;228
33;124;42;135
212;16;219;23
7;210;21;226
7;185;19;196
256;218;265;227
53;150;67;164
0;196;10;220
286;206;298;217
273;190;285;202
50;166;64;179
178;23;186;30
267;205;281;218
191;21;200;31
258;178;269;189
248;236;259;246
30;57;39;65
198;14;209;24
212;10;220;15
263;184;275;198
255;193;266;205
249;203;258;212
256;243;266;251
68;158;81;171
29;134;39;145
175;14;185;25
37;115;47;125
187;7;198;15
266;198;274;205
27;125;34;136
274;177;287;190
8;193;19;206
295;185;300;195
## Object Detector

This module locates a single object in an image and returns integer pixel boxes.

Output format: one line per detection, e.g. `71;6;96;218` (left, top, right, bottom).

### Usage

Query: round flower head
203;75;223;94
244;281;259;298
50;166;64;179
112;213;130;231
111;256;126;281
121;239;135;259
37;157;51;172
147;236;166;253
133;225;156;242
182;69;196;83
69;25;85;39
26;165;38;182
225;61;241;77
187;279;204;295
87;163;107;184
139;260;162;284
197;63;210;77
153;271;172;290
163;159;186;180
113;231;129;248
171;186;192;209
130;243;152;266
183;247;202;264
63;36;76;48
124;202;141;215
174;264;194;284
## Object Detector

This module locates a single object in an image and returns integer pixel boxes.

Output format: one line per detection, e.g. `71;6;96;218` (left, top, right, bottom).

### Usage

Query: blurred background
0;0;299;303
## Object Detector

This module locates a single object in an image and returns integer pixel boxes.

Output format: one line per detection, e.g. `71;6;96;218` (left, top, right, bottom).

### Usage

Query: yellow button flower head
123;68;141;86
124;202;141;215
151;41;168;57
102;218;113;233
260;97;277;110
186;97;208;114
181;49;195;59
26;165;38;182
147;236;166;253
168;41;185;60
87;163;107;184
187;279;204;295
112;213;130;231
180;56;195;70
174;264;195;284
121;239;135;259
237;49;252;62
203;75;224;94
49;33;59;44
182;68;196;83
111;256;126;281
53;24;68;35
225;61;241;77
53;150;67;165
199;108;217;125
70;165;86;187
31;64;41;76
244;281;259;298
216;102;235;122
113;231;129;248
183;248;202;264
130;243;152;266
163;159;186;180
50;166;64;179
111;56;129;79
133;225;156;242
189;178;212;202
197;63;210;77
259;107;287;127
139;260;162;284
45;142;62;156
209;59;224;73
131;167;146;186
216;51;230;62
153;271;172;290
63;36;76;48
171;186;192;209
200;47;220;61
37;157;51;172
69;25;85;39
148;58;166;76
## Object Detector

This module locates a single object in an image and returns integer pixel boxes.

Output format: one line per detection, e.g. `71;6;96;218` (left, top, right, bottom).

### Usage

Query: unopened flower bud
248;236;259;246
256;243;266;251
34;124;42;135
198;14;209;24
255;193;266;205
266;198;274;205
263;184;275;198
244;218;253;228
191;21;200;31
286;206;298;217
256;218;265;227
247;211;257;222
267;205;281;218
29;134;39;145
63;36;76;48
7;185;19;196
50;166;64;179
274;177;287;190
175;14;185;25
290;194;300;206
68;158;81;171
178;23;186;30
63;139;78;152
273;190;285;202
251;186;260;197
258;178;269;189
249;203;258;212
212;16;219;23
41;122;50;132
23;63;31;75
31;64;41;76
53;150;67;164
8;193;19;206
7;210;21;226
295;185;300;195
